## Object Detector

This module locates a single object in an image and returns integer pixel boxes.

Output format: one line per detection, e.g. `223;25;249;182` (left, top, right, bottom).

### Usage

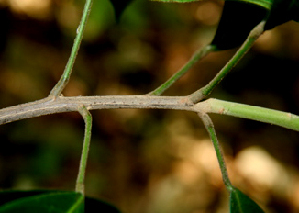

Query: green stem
50;0;93;97
76;106;92;194
149;44;216;96
198;112;232;190
201;98;299;131
190;20;266;103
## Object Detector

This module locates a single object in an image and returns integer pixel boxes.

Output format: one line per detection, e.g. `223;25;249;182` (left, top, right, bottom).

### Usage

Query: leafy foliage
148;0;299;49
0;191;83;213
0;190;121;213
109;0;134;20
229;187;265;213
2;0;298;212
211;1;267;50
212;0;299;49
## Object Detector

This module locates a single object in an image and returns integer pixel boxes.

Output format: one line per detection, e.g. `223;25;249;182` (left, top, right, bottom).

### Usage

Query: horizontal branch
1;96;299;133
0;95;194;125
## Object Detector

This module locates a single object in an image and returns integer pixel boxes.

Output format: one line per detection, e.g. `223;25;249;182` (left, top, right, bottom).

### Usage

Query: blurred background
0;0;299;212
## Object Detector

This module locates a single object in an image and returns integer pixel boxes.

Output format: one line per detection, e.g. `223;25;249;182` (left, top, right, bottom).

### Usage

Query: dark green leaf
211;1;267;50
0;190;121;213
109;0;134;20
0;191;83;213
0;190;49;206
211;0;299;50
264;0;299;29
85;196;121;213
229;187;265;213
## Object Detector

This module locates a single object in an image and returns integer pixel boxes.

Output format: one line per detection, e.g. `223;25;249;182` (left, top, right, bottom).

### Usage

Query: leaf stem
148;44;216;95
197;98;299;131
198;112;233;190
50;0;93;97
190;20;266;103
76;105;92;194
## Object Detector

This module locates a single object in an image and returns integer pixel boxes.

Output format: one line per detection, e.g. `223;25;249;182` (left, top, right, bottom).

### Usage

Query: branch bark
0;95;194;125
1;96;299;132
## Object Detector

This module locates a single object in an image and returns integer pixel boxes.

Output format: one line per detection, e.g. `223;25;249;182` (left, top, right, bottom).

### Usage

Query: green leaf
0;190;121;213
109;0;134;20
211;1;268;50
264;0;299;29
211;0;299;50
85;196;121;213
238;0;271;10
84;0;116;39
0;191;84;213
229;187;265;213
154;0;299;50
